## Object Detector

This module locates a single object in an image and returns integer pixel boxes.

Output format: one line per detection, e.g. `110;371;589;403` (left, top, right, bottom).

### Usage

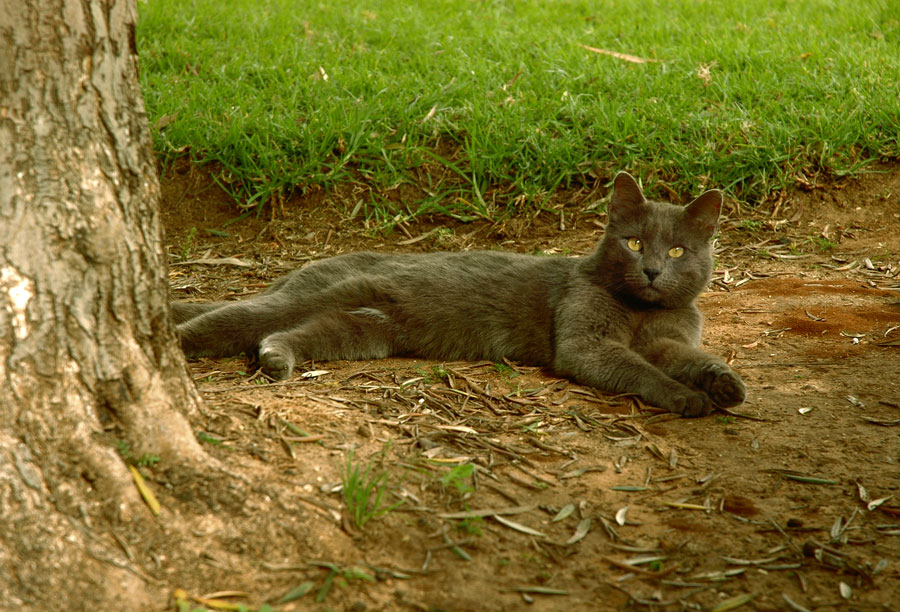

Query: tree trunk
0;1;208;608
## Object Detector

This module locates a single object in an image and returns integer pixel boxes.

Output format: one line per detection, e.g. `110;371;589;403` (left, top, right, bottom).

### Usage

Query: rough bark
0;1;209;608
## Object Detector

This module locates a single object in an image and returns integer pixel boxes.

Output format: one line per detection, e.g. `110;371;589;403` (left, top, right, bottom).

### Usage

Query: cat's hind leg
258;307;400;380
176;301;293;358
170;301;229;324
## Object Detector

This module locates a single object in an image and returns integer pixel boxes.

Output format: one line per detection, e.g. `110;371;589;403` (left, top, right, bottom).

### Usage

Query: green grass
340;448;403;528
138;0;900;217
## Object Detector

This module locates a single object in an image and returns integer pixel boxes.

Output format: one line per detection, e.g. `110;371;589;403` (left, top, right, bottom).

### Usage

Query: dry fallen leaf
300;369;331;379
551;503;575;523
839;582;852;599
578;43;661;64
867;496;892;511
710;592;756;612
172;257;253;268
493;514;546;538
696;62;716;87
129;465;160;516
566;518;591;545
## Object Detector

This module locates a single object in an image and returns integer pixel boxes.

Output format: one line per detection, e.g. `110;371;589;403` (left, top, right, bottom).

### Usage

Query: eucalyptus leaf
551;503;575;522
710;592;757;612
510;585;568;595
277;581;315;603
493;514;546;537
566;518;591;545
839;582;852;599
867;496;892;511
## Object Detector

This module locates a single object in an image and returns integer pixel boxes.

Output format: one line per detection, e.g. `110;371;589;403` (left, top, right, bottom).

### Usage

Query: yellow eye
626;237;642;252
668;246;685;258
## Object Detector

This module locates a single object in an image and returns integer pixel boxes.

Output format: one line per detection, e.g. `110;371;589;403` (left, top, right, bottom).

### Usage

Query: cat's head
593;171;721;308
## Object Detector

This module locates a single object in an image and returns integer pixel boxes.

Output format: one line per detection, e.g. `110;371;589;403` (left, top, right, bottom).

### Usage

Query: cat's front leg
553;340;714;417
637;339;746;408
646;381;713;418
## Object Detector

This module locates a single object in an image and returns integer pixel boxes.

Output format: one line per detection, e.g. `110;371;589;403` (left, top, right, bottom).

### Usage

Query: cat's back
270;251;395;293
384;250;576;363
278;249;572;291
268;248;577;363
378;250;576;303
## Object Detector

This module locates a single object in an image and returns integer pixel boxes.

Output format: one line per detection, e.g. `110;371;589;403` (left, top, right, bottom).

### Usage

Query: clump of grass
196;431;226;447
740;219;763;231
415;364;452;384
493;362;520;379
441;462;475;495
430;365;451;383
115;440;161;467
341;447;403;528
179;226;197;261
811;236;838;252
441;463;482;535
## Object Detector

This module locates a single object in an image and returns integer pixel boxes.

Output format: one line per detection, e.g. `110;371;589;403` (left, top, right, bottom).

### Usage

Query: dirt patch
145;163;900;611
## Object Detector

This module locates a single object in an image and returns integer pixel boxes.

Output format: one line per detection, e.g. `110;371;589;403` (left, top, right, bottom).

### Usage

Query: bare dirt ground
152;163;899;612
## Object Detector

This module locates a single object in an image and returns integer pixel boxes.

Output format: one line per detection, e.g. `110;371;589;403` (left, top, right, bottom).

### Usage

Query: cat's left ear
684;190;723;240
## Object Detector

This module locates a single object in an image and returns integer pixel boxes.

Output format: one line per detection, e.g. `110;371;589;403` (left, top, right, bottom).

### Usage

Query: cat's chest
604;308;665;343
557;277;701;345
631;306;702;346
560;291;698;346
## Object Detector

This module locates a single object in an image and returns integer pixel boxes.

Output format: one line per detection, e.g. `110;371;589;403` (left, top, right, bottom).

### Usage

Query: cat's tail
170;301;227;325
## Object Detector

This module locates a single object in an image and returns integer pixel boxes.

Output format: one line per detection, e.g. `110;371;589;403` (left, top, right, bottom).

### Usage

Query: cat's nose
643;267;660;282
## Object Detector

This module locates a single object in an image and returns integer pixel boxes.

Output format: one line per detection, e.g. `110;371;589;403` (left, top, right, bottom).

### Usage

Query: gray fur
172;172;745;417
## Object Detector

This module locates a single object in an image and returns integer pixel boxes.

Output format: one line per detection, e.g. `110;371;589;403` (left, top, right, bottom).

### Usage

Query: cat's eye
626;237;642;252
668;246;685;258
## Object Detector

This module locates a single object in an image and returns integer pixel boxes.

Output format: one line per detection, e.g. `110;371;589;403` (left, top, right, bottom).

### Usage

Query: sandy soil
153;162;899;612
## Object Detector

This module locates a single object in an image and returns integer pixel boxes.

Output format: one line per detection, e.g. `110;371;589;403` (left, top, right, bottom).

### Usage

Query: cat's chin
634;285;664;303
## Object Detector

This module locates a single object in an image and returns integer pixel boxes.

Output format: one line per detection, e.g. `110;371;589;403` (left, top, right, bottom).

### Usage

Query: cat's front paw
259;345;295;380
667;389;712;418
699;364;746;408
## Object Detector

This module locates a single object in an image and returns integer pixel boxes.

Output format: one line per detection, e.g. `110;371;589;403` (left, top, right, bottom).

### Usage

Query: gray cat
172;172;745;417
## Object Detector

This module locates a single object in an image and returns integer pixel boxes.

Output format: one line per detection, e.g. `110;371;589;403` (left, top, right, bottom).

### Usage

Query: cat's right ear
608;172;646;222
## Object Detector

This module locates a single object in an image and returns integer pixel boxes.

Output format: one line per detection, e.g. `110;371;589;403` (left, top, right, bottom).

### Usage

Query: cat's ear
684;190;723;240
608;172;646;222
